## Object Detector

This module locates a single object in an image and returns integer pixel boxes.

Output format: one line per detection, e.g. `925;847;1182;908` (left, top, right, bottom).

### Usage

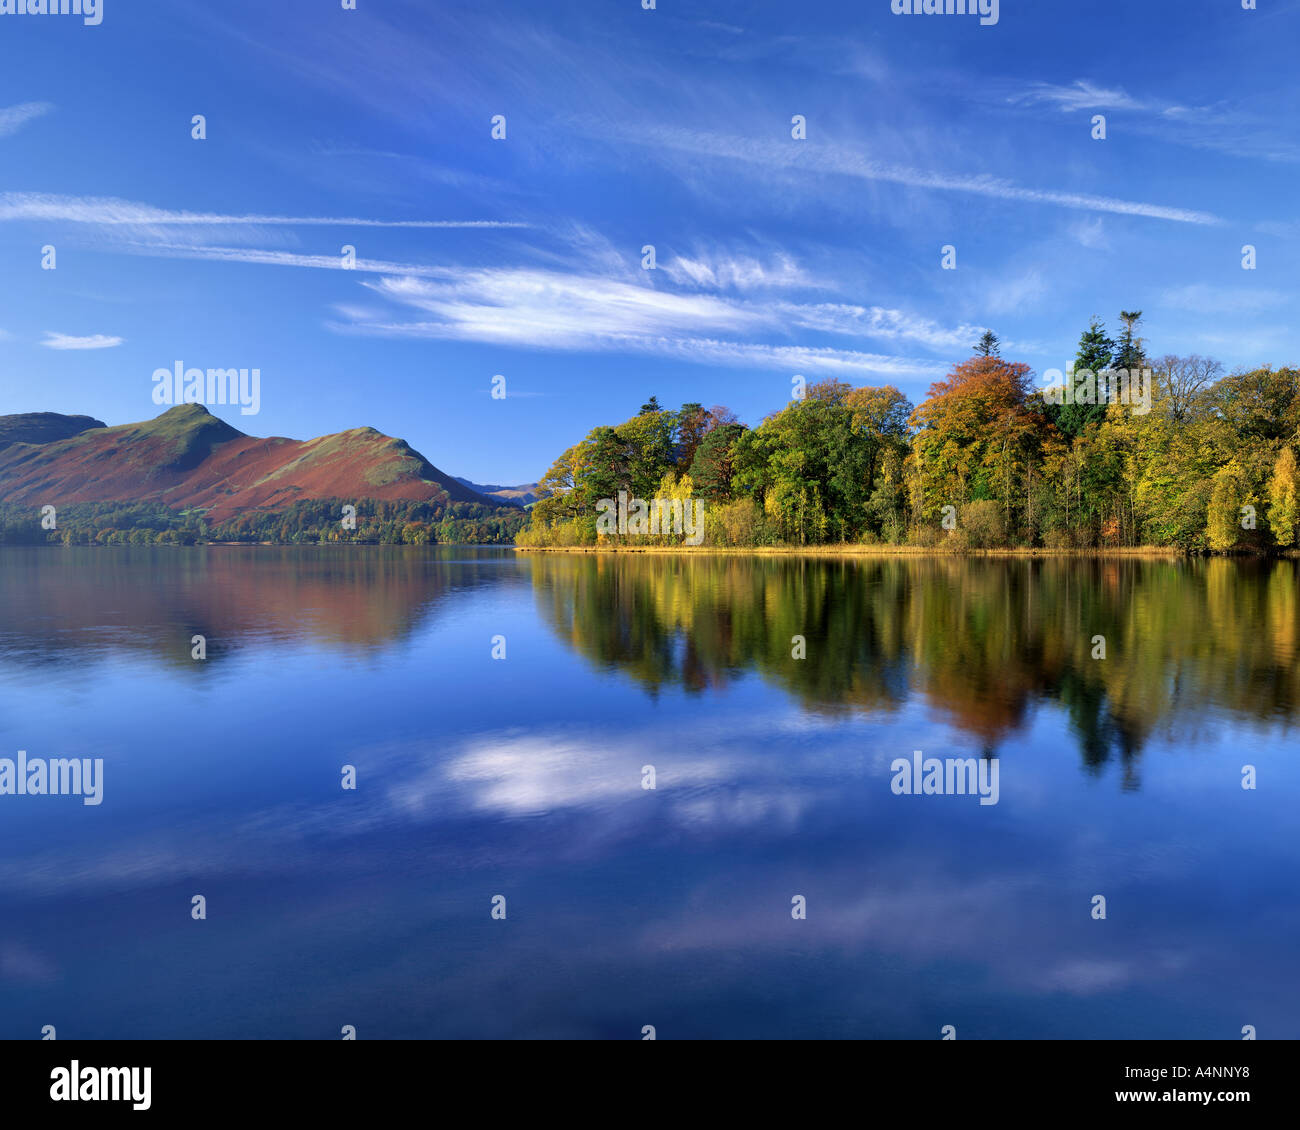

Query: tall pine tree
1114;311;1147;373
1053;317;1114;438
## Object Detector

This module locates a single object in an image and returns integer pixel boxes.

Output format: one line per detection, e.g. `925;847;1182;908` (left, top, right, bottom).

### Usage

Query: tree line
0;498;527;547
520;315;1300;552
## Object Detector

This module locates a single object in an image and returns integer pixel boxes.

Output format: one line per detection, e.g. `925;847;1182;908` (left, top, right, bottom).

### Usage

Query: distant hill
454;477;542;505
0;412;106;450
0;405;512;521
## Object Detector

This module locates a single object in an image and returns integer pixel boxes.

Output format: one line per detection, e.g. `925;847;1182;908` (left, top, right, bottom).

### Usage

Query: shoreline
512;544;1294;558
6;542;1294;558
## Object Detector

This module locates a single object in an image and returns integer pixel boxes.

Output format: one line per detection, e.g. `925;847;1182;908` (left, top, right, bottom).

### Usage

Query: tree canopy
521;311;1300;553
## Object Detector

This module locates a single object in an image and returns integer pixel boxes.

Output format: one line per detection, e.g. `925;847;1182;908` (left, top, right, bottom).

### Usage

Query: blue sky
1;0;1297;484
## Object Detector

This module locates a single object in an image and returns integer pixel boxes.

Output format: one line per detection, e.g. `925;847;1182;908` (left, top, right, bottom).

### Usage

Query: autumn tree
704;405;740;430
1268;446;1299;548
1205;366;1300;444
1206;460;1253;551
674;403;711;470
908;356;1057;536
1153;354;1222;422
531;439;594;526
844;384;912;516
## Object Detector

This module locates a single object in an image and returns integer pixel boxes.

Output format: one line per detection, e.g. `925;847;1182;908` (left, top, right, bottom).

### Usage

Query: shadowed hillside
0;412;106;450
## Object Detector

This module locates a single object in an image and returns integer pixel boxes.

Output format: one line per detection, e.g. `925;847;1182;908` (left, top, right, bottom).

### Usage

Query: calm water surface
0;547;1296;1038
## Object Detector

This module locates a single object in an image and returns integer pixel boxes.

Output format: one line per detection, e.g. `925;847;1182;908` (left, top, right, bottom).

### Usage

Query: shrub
707;497;769;546
959;501;1006;549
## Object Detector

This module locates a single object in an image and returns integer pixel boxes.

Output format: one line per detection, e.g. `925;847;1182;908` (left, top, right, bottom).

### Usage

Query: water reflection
8;550;1295;761
0;548;1296;1038
0;546;524;666
528;554;1300;773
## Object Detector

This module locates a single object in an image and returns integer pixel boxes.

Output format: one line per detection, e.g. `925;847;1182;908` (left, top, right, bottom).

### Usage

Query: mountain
0;412;106;450
454;476;542;506
0;405;513;521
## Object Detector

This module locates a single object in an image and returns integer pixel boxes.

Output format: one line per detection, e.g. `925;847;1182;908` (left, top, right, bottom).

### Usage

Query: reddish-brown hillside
0;404;505;521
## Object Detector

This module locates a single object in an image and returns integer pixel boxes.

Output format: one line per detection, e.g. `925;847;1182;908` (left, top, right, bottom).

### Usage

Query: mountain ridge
0;412;107;451
453;476;541;505
0;405;515;520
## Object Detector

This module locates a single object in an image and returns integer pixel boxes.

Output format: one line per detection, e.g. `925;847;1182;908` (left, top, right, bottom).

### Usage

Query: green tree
689;422;746;500
1054;317;1114;439
1114;310;1147;374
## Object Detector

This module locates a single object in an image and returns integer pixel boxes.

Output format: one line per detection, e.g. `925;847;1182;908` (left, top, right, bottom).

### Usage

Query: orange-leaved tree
907;356;1060;536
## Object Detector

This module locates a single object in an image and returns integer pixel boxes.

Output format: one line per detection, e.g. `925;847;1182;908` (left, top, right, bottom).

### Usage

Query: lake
1;546;1296;1039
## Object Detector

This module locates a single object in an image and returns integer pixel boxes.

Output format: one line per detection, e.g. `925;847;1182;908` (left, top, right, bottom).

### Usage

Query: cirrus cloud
41;332;124;350
0;102;53;139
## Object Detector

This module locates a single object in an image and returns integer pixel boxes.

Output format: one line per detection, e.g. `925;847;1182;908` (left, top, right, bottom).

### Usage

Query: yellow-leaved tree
1206;460;1252;551
1268;446;1298;548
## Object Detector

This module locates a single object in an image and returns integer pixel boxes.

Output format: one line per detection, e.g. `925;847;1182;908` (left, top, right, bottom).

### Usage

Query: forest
0;497;527;547
519;315;1300;552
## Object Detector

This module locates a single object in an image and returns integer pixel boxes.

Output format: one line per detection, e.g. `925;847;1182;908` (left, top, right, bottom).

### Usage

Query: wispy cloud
83;239;961;378
603;125;1223;226
0;192;527;229
306;144;522;197
778;304;996;352
355;269;769;346
41;332;124;350
1068;216;1111;251
1011;81;1145;114
662;251;814;292
335;273;946;379
1160;284;1288;316
1010;80;1300;165
633;339;948;380
0;101;52;139
119;244;407;272
983;269;1048;317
